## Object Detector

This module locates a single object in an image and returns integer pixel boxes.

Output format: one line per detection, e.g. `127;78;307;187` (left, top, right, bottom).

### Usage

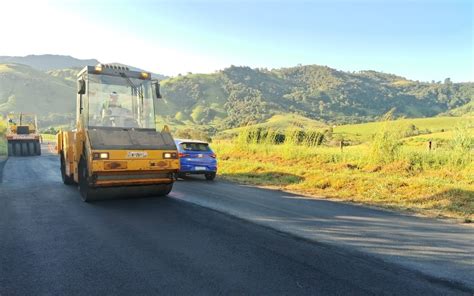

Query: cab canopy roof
77;63;152;80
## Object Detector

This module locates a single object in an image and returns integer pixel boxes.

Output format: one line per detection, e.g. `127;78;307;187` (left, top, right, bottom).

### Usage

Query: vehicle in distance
5;113;41;156
57;63;179;202
175;139;217;180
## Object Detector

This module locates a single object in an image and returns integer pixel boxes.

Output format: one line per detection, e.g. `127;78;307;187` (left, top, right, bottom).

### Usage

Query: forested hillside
160;65;474;128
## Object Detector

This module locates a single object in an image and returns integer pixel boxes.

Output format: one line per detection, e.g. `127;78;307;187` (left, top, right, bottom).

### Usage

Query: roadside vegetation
40;133;57;143
212;114;474;222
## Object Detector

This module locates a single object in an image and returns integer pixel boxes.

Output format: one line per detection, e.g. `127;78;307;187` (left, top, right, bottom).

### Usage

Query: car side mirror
77;79;86;95
153;81;162;99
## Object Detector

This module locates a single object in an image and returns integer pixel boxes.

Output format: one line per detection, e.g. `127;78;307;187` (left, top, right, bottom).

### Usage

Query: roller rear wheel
21;142;28;156
34;141;41;155
28;142;35;156
7;142;13;156
61;154;75;185
14;143;21;156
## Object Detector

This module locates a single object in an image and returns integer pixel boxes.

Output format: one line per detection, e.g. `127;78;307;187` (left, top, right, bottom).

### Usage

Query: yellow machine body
57;64;179;201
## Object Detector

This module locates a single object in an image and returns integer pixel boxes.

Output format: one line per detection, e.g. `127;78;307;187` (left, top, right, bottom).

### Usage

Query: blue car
174;139;217;180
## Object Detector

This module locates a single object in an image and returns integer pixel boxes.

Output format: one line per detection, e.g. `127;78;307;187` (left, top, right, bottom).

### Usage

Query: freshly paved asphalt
0;150;472;295
173;175;474;291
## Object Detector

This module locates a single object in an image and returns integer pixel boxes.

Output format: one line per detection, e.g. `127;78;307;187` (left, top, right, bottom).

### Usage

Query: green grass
40;133;57;142
333;116;473;142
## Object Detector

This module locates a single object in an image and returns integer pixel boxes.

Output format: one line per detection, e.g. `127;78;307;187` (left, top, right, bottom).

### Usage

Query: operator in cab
101;92;135;127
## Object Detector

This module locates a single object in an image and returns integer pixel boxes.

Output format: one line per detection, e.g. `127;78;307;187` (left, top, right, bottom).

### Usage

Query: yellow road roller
57;64;179;202
6;113;41;156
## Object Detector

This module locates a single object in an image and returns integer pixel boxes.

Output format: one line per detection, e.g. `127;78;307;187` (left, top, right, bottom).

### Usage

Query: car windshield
87;74;155;129
180;143;210;152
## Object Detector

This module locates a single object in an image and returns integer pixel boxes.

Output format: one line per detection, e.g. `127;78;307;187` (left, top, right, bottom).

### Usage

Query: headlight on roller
163;152;177;159
93;152;109;160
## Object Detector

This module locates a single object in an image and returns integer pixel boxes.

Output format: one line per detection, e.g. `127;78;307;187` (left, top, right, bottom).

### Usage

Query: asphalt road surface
0;151;472;295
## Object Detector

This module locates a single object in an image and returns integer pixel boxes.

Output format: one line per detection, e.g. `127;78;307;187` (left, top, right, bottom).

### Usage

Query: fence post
428;140;432;151
340;140;344;152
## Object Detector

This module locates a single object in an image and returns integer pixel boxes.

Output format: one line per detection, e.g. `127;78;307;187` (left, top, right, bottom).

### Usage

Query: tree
318;100;325;115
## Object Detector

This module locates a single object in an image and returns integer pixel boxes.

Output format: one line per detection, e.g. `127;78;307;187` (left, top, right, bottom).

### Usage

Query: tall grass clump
232;126;327;160
235;127;253;151
234;127;275;155
278;128;298;158
304;131;325;147
368;110;403;164
449;123;473;167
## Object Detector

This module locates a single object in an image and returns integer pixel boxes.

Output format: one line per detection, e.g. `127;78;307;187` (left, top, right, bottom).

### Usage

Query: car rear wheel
205;172;216;181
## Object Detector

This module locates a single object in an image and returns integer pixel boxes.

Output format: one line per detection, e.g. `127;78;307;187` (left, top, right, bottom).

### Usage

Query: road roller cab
57;64;179;201
5;113;41;156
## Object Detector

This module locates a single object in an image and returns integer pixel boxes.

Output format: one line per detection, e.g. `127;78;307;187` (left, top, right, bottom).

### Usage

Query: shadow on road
179;172;304;186
221;171;304;186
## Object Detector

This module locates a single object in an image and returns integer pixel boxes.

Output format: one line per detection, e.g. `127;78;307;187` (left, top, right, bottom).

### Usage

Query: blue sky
1;0;472;81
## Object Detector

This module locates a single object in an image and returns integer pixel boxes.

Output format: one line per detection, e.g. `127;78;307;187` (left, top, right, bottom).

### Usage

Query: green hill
159;65;474;129
0;63;75;126
0;54;99;71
